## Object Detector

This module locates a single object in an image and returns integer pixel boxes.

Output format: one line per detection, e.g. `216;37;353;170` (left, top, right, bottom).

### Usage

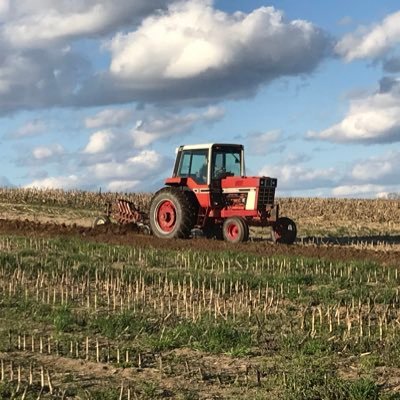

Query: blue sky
0;0;400;197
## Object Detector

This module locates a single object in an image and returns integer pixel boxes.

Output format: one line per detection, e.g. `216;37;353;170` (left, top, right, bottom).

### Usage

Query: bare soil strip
0;218;399;266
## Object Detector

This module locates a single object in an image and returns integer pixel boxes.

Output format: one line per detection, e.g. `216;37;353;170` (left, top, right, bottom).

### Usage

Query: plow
94;143;297;244
93;198;151;235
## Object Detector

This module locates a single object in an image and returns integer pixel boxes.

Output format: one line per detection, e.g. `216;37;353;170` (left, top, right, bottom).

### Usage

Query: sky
0;0;400;198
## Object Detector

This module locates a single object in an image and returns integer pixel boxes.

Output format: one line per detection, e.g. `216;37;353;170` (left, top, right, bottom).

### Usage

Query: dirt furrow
0;218;399;266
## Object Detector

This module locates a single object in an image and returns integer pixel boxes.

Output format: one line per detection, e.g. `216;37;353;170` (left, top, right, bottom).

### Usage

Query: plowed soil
1;218;399;266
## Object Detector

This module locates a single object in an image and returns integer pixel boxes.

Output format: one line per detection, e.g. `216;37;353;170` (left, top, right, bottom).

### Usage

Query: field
0;188;400;399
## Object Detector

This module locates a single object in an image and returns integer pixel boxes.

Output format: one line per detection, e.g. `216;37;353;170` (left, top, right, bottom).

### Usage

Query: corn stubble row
1;234;400;396
0;358;136;399
1;237;400;347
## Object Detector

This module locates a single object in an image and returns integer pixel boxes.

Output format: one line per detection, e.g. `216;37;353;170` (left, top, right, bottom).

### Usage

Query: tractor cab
172;143;244;185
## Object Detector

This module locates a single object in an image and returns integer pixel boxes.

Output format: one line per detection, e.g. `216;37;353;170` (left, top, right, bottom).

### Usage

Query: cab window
177;150;208;184
212;148;241;179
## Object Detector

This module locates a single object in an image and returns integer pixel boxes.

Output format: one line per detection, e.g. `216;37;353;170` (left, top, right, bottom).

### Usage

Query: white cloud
89;150;164;180
0;1;329;113
0;1;174;114
100;1;328;104
78;107;224;168
2;0;172;48
352;160;392;181
336;10;400;61
85;108;133;129
325;150;400;197
32;144;64;160
246;130;282;156
259;163;337;191
0;0;9;17
332;184;386;197
350;150;400;184
24;148;169;192
131;106;224;148
25;175;79;190
84;130;115;154
0;46;91;114
258;148;400;197
106;180;140;192
307;82;400;144
9;119;47;139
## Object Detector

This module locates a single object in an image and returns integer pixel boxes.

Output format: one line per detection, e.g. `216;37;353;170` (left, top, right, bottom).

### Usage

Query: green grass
1;234;400;398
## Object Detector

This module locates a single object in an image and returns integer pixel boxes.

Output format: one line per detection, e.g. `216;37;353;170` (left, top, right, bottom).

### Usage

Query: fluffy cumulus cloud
258;148;400;197
32;144;64;161
84;130;115;154
131;107;224;148
307;79;400;144
23;104;223;191
350;150;400;185
336;10;400;61
8;119;47;139
0;46;91;115
107;180;141;192
25;175;80;190
0;1;330;113
84;108;133;129
329;150;400;197
245;130;283;156
0;0;172;114
88;150;164;181
332;184;387;197
1;0;172;48
259;163;338;191
16;143;65;168
82;106;224;157
86;1;330;105
25;149;169;192
0;0;9;17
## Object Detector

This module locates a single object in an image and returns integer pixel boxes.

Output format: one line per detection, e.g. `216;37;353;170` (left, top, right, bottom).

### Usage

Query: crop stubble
0;189;399;398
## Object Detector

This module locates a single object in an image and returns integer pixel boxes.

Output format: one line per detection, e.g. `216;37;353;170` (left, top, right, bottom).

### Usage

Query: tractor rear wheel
149;187;196;239
222;217;249;243
272;217;297;244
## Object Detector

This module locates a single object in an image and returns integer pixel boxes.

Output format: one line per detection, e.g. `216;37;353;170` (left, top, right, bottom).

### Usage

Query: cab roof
178;143;243;151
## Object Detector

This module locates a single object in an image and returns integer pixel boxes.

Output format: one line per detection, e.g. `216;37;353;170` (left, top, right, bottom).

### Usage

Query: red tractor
148;143;296;244
94;143;296;243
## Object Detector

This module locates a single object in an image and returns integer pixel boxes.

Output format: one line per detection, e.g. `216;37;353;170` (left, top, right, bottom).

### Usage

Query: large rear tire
222;217;249;243
272;217;297;244
149;187;197;239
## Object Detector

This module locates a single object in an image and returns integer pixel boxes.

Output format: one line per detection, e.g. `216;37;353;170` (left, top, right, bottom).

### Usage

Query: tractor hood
220;176;278;189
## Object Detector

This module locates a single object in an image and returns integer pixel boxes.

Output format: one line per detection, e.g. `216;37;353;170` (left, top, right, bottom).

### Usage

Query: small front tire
272;217;297;244
222;217;249;243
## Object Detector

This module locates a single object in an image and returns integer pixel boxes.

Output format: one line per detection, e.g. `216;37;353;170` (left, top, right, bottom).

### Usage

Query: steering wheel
214;168;227;179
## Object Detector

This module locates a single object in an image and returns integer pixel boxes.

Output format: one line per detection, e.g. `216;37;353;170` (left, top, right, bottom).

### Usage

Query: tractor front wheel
150;187;196;239
222;217;249;243
272;217;297;244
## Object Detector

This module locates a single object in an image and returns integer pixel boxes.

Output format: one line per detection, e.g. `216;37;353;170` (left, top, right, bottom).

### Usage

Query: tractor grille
258;186;275;209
